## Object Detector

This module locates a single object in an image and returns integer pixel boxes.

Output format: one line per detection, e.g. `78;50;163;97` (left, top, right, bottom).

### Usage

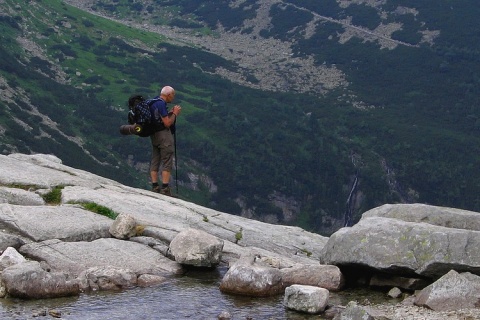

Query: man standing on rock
150;86;181;196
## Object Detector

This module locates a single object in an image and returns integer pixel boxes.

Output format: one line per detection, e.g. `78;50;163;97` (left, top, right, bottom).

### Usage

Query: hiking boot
159;186;172;196
152;185;161;193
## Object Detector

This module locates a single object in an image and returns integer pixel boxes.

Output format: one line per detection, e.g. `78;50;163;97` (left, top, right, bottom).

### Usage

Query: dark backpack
127;95;165;137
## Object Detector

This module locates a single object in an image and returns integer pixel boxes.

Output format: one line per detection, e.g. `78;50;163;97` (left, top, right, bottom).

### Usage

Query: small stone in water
32;309;47;317
48;309;62;318
218;310;231;319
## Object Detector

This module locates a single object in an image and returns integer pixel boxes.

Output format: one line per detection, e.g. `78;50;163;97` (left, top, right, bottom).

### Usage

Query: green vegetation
1;0;480;235
5;184;38;191
3;184;65;205
42;186;64;205
135;225;145;236
300;248;313;257
260;4;313;41
75;202;119;220
235;228;243;242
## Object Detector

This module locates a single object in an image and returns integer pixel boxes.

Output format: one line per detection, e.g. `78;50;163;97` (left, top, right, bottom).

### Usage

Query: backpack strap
146;98;167;132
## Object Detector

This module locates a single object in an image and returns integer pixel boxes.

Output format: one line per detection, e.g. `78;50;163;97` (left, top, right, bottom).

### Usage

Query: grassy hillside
1;0;480;235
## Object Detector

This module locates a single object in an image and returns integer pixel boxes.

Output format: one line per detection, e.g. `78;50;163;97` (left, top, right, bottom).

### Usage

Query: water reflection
0;266;392;319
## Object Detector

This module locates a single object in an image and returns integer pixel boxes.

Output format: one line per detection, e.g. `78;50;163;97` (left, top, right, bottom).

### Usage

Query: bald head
161;86;174;96
160;86;176;103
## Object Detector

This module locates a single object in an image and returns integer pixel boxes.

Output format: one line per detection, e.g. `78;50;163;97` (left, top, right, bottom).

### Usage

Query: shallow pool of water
0;266;393;319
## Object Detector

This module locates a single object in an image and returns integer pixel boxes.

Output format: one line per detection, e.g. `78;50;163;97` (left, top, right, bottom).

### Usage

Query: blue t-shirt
150;97;168;123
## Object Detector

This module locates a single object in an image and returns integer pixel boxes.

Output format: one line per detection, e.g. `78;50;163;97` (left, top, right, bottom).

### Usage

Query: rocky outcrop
1;153;480;319
320;216;480;279
319;203;480;318
0;187;45;206
19;238;184;278
0;203;112;242
362;203;480;231
0;153;326;299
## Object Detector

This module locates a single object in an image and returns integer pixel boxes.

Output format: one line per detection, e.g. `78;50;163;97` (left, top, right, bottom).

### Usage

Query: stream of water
0;266;392;319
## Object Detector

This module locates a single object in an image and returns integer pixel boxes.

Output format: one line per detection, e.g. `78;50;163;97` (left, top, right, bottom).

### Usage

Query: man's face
167;92;175;102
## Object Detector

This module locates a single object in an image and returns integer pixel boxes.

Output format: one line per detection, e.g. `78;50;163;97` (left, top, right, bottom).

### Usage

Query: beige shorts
149;129;174;172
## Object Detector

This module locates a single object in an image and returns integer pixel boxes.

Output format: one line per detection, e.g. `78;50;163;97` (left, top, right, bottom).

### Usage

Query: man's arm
161;105;181;128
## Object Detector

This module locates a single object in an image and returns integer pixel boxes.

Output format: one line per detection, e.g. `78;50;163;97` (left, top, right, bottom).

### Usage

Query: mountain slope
1;0;480;236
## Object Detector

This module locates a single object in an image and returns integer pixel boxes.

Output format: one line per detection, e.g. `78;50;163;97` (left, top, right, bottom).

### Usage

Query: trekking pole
174;131;178;194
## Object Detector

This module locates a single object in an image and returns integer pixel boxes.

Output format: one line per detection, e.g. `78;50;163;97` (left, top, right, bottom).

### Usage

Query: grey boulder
414;270;480;311
284;284;329;314
0;247;26;271
78;266;138;291
1;261;79;299
219;253;284;296
280;264;344;291
169;228;224;267
321;216;480;278
109;213;137;240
